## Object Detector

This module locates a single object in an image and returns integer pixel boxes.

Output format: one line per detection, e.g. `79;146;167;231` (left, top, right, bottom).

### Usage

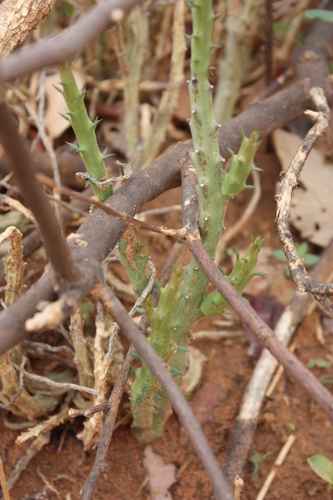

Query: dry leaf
273;129;333;247
143;446;176;500
44;70;85;140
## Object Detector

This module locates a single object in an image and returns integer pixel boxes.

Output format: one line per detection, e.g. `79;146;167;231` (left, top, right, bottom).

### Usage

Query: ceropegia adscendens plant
130;0;264;442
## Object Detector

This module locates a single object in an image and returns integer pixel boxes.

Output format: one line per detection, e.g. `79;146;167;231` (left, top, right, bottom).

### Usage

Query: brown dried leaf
143;446;176;500
44;70;85;140
273;129;333;247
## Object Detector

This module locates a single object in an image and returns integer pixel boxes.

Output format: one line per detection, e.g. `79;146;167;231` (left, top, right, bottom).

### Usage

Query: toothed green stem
200;236;265;316
131;0;263;442
214;0;263;124
171;0;228;373
222;131;261;198
117;226;149;297
131;267;183;442
58;62;113;202
187;1;225;250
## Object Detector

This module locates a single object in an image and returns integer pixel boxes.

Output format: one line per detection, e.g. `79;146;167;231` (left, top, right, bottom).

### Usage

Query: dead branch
54;184;185;240
0;0;56;57
222;236;333;485
276;86;333;312
0;98;79;284
190;237;333;421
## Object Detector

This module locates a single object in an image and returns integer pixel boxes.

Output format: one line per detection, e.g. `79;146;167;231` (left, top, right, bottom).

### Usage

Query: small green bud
66;141;79;152
171;368;185;376
130;352;141;360
59;112;70;122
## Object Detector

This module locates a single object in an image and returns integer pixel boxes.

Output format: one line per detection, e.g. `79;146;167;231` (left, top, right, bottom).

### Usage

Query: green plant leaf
308;455;333;485
249;452;271;477
288;423;297;432
307;359;331;368
303;254;320;266
273;249;287;262
305;9;333;22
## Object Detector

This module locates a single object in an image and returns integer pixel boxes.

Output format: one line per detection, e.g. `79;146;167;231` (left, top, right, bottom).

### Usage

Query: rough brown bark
0;0;56;57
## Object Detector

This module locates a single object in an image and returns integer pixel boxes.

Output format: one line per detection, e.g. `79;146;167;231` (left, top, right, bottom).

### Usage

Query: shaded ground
1;144;332;499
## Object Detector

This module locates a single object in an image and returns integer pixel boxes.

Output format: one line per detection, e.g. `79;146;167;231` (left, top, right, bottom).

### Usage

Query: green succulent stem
201;235;265;316
117;226;149;297
131;0;263;442
131;266;183;442
58;62;113;202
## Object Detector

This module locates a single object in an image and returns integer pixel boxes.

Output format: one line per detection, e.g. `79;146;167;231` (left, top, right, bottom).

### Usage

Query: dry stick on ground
0;6;332;354
180;161;333;422
256;435;297;500
81;241;184;499
222;243;333;485
276;86;333;312
0;96;79;285
90;283;234;500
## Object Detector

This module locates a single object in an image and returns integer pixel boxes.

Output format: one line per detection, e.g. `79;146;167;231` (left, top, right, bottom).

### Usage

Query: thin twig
22;341;74;357
54;184;185;239
276;87;333;311
136;205;182;220
68;402;111;418
106;259;156;358
12;364;98;395
190;238;333;421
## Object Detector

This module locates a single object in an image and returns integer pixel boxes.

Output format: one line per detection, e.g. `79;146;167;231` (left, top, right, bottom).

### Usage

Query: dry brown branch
89;283;234;500
0;98;79;284
55;184;185;240
276;87;333;312
190;237;333;421
0;0;56;57
223;236;333;485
